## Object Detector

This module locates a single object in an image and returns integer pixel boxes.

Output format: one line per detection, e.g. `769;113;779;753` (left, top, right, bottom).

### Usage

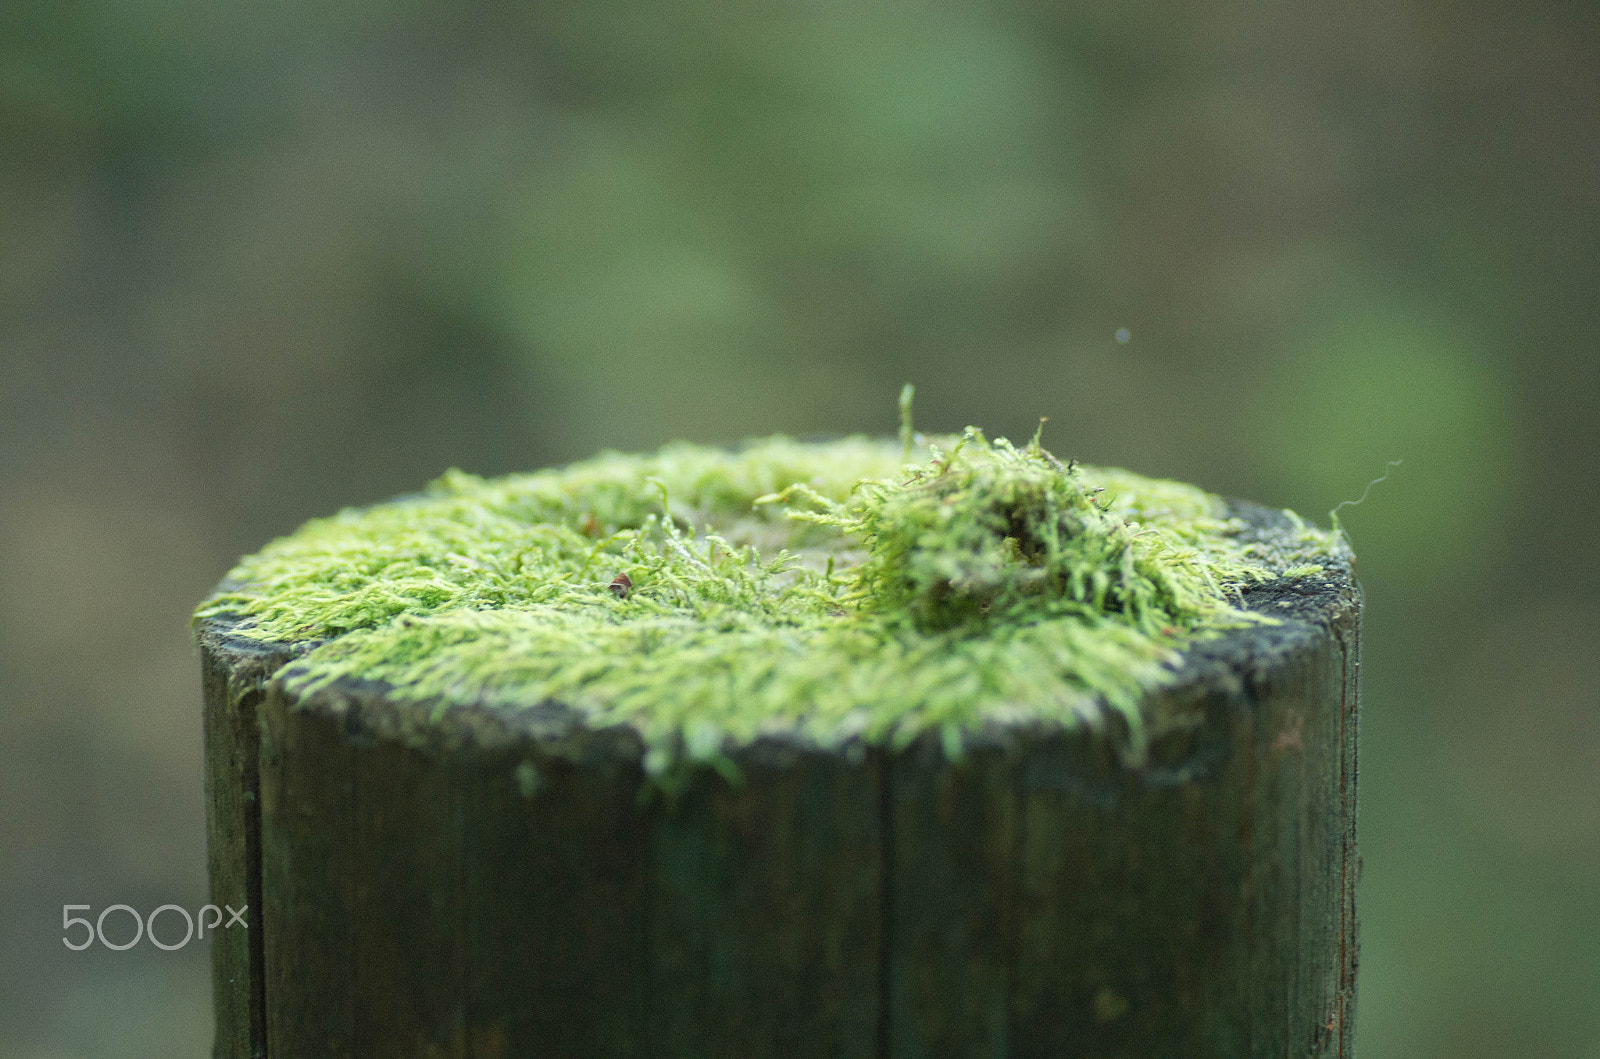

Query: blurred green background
3;1;1597;1055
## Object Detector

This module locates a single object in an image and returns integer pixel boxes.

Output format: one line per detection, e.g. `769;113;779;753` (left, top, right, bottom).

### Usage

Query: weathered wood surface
198;502;1360;1058
202;632;294;1059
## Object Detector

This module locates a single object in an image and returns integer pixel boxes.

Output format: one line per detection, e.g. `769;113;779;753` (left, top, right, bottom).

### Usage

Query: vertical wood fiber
881;579;1360;1058
347;718;469;1056
201;636;290;1059
886;739;1017;1058
458;729;651;1057
645;746;882;1059
258;685;355;1054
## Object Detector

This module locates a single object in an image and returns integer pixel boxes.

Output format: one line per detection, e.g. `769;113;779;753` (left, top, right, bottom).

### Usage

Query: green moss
1279;563;1326;579
196;429;1341;777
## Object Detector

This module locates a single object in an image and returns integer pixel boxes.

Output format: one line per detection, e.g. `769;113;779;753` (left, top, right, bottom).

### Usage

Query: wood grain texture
200;631;293;1059
884;563;1361;1057
199;502;1360;1058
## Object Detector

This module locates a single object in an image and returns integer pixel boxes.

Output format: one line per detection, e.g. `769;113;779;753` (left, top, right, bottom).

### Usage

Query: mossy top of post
196;407;1341;779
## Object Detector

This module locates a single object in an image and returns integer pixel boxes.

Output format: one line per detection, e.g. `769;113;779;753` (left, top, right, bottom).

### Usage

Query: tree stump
197;438;1359;1058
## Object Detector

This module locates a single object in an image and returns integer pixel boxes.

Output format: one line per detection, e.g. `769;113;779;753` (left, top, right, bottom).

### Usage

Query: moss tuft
196;431;1342;777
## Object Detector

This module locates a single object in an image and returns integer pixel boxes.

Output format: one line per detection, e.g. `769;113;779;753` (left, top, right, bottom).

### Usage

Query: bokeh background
3;1;1597;1055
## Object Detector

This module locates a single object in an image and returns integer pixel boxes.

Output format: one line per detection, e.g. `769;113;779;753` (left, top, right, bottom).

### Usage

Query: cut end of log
197;437;1360;1058
195;434;1348;776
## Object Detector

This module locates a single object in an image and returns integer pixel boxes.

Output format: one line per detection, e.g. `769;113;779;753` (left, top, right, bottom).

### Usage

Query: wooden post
198;501;1359;1059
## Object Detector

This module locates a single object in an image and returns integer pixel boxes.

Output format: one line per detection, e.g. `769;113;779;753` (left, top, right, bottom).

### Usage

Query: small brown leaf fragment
609;572;632;599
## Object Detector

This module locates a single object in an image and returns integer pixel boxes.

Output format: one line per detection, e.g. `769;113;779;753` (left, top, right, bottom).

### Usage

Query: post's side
257;685;356;1053
204;566;1359;1057
887;572;1360;1057
1335;586;1361;1054
643;745;885;1057
256;681;658;1058
252;684;887;1059
200;632;292;1059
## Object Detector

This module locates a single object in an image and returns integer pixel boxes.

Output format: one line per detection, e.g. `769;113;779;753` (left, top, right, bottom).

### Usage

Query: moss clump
767;430;1250;635
196;430;1340;777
